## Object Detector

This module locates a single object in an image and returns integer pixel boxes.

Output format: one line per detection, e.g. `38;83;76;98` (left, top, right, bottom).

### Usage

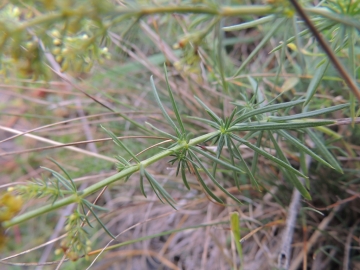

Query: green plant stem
11;5;341;34
137;5;273;16
15;13;64;32
2;131;219;228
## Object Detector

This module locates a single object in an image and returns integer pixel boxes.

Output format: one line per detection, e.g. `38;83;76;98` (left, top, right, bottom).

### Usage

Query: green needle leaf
230;120;334;132
251;131;263;175
229;138;259;189
83;201;109;212
150;75;180;136
144;170;176;209
269;103;349;121
145;122;178;141
101;125;140;163
307;129;343;173
278;130;334;169
80;203;93;228
194;96;222;125
223;15;274;31
190;145;245;174
268;132;311;200
48;158;77;192
212;134;225;175
181;162;191;190
187;156;224;204
164;64;186;134
139;164;147;197
83;200;116;239
224;136;240;190
304;60;329;106
230;134;308;179
190;150;241;204
232;100;305;124
40;167;75;192
187;116;220;129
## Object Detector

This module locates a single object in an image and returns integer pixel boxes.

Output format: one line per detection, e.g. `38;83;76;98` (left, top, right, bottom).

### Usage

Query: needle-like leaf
269;103;349;121
48;158;77;192
278;130;334;169
139;164;147;197
231;100;305;124
230;134;308;179
268;132;311;200
40;167;75;192
229;138;259;189
190;145;245;173
190;150;241;204
307;128;343;173
163;64;186;133
187;157;224;204
145;122;178;141
230;120;335;132
150;75;180;136
101;125;140;162
194;96;222;125
83;199;116;239
304;60;330;106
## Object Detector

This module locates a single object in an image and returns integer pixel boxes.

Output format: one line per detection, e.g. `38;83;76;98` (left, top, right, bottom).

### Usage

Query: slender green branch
131;5;274;16
2;131;219;228
15;13;64;32
12;5;342;35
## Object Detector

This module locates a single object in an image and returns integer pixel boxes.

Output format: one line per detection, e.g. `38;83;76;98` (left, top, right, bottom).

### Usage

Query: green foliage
0;0;358;268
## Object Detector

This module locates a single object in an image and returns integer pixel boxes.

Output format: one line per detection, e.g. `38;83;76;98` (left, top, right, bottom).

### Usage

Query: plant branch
2;131;219;228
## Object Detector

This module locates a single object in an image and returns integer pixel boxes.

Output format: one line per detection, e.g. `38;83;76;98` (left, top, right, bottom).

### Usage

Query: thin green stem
136;5;273;16
2;131;219;228
11;5;340;35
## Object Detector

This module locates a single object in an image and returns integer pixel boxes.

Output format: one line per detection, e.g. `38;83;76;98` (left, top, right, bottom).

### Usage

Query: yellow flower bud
53;39;62;46
51;29;61;38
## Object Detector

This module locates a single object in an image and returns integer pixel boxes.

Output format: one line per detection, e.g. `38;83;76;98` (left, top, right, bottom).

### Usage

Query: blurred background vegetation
0;0;359;269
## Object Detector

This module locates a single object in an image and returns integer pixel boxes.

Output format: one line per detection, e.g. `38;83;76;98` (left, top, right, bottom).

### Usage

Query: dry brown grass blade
0;125;116;162
0;136;170;157
131;139;173;161
0;112;116;145
240;219;285;243
304;194;359;211
289;206;342;270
